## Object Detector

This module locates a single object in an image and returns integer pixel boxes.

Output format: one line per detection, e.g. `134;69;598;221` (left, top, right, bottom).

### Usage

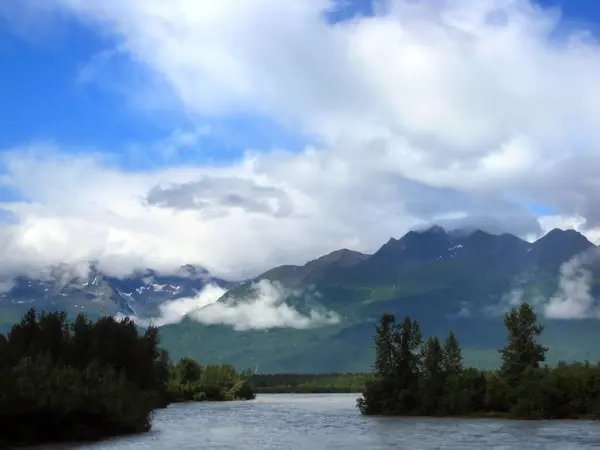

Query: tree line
0;309;254;448
250;373;369;393
358;302;600;418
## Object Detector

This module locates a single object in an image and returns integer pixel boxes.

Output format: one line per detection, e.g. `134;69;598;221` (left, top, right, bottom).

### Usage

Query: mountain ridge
0;263;233;329
157;225;600;372
219;226;594;304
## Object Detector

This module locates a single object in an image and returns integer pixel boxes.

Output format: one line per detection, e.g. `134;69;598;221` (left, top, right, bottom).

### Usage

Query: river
51;394;598;449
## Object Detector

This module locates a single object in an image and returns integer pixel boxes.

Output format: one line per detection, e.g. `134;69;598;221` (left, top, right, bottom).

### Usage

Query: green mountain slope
159;227;600;372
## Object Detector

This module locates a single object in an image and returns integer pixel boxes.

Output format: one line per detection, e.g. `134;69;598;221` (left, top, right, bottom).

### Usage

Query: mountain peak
320;248;364;258
372;225;451;263
535;228;593;247
313;248;369;267
531;228;595;270
177;264;210;279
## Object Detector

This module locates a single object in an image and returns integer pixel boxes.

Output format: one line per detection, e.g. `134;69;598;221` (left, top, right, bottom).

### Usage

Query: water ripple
44;394;599;450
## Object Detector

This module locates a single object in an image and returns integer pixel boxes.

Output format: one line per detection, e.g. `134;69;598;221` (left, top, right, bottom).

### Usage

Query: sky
1;0;600;283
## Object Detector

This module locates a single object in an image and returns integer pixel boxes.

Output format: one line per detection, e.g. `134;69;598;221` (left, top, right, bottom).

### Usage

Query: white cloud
130;283;228;327
490;248;600;320
544;249;600;319
128;279;341;330
1;0;600;286
188;279;340;330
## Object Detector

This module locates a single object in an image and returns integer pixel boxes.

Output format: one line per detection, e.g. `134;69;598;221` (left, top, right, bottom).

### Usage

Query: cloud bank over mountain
1;0;600;285
128;280;340;330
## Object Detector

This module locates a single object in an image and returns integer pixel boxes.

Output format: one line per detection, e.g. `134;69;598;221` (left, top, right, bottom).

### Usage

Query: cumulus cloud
131;279;340;330
1;0;600;284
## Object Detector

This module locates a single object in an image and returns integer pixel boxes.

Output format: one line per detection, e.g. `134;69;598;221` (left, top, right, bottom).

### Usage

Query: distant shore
250;373;369;394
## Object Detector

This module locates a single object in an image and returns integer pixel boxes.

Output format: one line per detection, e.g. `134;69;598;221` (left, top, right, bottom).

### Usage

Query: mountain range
0;263;232;331
1;226;599;373
158;226;600;372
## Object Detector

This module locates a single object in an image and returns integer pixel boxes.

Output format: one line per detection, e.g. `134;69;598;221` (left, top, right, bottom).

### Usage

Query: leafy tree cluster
358;303;600;419
0;309;170;446
166;357;255;402
0;309;255;447
250;373;370;393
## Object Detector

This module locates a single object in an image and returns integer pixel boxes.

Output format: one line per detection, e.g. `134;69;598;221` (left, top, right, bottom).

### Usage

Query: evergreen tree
420;336;444;414
499;303;547;384
422;337;443;376
442;331;462;376
358;314;397;414
440;330;465;414
393;316;423;383
392;316;423;412
373;314;396;380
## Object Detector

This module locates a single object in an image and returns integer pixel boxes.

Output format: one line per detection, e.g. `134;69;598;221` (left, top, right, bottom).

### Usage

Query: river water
54;394;598;449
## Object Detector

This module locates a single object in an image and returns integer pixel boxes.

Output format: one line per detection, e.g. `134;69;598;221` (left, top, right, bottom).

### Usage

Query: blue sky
0;5;319;169
2;0;598;224
1;0;598;170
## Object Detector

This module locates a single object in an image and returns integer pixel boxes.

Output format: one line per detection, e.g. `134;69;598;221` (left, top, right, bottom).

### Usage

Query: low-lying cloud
492;248;600;320
142;283;229;327
544;249;600;319
136;279;340;330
